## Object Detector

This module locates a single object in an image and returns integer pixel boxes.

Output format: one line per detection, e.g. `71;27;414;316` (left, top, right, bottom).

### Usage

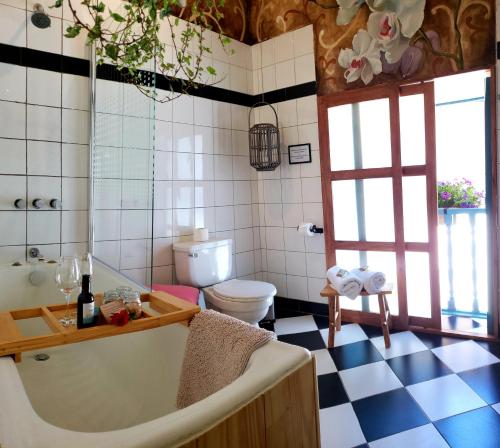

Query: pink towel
152;284;199;305
176;310;275;409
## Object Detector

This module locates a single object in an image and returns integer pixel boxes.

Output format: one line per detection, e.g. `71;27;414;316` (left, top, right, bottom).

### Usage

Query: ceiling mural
178;1;495;96
248;0;495;95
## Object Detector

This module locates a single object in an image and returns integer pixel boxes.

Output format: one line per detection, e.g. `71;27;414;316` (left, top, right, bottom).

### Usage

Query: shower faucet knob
32;198;44;209
49;199;61;209
14;199;26;209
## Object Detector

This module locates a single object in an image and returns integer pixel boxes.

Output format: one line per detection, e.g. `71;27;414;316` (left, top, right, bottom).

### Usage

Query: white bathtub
0;260;311;448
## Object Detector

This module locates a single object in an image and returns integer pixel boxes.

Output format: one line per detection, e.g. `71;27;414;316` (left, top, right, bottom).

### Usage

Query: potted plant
437;178;484;224
53;0;231;102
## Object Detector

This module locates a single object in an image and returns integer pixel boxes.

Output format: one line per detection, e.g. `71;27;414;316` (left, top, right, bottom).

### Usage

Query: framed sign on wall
288;143;312;165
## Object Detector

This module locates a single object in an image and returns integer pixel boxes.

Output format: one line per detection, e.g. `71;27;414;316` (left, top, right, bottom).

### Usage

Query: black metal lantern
248;102;281;171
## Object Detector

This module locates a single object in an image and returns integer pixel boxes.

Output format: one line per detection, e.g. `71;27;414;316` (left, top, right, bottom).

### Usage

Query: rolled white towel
351;268;386;295
327;266;363;300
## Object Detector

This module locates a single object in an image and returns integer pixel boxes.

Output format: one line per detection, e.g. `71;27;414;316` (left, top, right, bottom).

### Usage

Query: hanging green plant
52;0;232;101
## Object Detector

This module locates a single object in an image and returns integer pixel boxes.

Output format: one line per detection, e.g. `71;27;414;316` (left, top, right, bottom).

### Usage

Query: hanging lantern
248;102;281;171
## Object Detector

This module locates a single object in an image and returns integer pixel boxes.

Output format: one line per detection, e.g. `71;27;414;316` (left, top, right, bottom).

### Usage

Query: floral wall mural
247;0;495;95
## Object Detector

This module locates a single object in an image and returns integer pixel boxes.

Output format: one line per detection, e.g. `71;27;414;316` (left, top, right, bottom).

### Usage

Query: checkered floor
273;314;500;448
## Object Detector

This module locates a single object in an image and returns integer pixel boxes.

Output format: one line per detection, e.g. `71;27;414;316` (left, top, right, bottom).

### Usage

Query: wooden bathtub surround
0;292;200;362
179;356;320;448
321;284;393;349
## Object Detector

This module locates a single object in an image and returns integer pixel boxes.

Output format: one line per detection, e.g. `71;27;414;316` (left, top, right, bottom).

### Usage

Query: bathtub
0;260;318;448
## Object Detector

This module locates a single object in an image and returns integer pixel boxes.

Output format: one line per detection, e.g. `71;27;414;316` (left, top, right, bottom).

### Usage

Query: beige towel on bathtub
176;310;275;409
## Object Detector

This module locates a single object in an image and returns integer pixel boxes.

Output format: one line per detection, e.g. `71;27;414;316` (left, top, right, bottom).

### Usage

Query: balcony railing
438;207;487;318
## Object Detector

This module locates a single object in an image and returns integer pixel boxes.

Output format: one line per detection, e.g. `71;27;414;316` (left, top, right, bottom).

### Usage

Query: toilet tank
173;239;233;288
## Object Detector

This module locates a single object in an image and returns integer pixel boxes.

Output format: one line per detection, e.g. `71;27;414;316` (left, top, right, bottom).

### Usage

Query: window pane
329;98;392;171
332;179;394;242
400;94;425;166
335;250;399;315
406;252;432;318
402;176;428;242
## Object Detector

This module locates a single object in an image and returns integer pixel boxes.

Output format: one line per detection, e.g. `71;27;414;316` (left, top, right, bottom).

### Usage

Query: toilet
173;238;276;325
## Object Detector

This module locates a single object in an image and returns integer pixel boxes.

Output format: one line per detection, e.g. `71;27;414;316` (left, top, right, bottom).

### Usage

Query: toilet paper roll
297;223;315;237
193;227;209;242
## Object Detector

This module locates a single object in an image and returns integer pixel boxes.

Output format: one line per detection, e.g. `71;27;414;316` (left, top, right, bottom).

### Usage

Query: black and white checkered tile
273;314;500;448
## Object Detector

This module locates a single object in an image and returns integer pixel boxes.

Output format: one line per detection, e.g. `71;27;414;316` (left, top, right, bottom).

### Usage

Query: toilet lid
213;279;276;301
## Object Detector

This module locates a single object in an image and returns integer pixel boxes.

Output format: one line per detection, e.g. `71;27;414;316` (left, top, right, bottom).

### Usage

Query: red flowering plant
437;178;484;209
110;309;130;326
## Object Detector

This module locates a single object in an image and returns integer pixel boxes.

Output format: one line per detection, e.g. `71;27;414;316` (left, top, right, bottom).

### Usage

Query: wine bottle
77;274;95;329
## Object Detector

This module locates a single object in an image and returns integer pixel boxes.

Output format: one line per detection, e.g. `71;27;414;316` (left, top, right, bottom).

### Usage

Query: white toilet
173;238;276;325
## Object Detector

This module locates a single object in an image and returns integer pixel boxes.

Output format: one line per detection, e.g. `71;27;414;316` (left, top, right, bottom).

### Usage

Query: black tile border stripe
274;296;329;317
0;43;317;107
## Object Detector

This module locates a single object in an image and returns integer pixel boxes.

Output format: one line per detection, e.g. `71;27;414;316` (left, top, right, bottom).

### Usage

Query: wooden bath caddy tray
0;292;200;362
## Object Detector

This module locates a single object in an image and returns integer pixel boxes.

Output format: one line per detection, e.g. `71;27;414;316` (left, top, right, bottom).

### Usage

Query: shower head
31;3;51;29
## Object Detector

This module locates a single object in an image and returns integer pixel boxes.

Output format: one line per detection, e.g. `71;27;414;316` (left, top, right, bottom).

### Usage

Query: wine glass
55;256;81;327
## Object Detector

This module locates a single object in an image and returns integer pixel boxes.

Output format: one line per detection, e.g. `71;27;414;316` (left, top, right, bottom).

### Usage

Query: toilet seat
213;279;277;302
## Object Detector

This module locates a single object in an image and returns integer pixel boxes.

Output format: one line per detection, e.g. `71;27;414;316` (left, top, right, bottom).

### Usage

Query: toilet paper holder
297;224;324;234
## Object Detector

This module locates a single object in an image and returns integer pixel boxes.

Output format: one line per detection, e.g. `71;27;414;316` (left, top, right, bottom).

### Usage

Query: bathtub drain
34;353;50;361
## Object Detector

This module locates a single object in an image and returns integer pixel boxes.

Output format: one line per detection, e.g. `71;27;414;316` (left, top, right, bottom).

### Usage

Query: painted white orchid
367;11;410;63
366;0;425;38
338;30;382;84
336;0;366;26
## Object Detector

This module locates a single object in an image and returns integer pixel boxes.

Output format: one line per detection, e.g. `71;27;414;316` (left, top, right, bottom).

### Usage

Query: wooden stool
320;284;393;349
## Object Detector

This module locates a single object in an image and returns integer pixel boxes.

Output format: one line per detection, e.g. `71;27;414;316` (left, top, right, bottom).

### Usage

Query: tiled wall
251;26;328;305
92;24;261;286
0;0;90;262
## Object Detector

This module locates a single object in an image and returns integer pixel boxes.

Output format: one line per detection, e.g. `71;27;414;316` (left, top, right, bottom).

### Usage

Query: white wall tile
276;59;295;90
155;121;172;151
123;116;151;149
94;178;121;209
306;252;326;278
153;237;173;267
173;152;194;181
261;39;275;67
234;204;252;229
173;123;194;153
27;141;61;176
27;210;60;244
234;180;251;204
266;226;284;250
264;203;283;227
194;125;214;154
286;250;307;276
94;210;121;241
231;105;247;131
295;53;316;84
172;208;193;236
173;181;194;209
27;68;61;107
0;63;26;102
62;210;88;243
94;240;120;269
275;32;295;63
215;206;234;231
0;138;26;175
194;181;215;207
193;97;213;127
0;101;26;139
284;227;305;252
301;177;322;203
27;105;61;141
213;101;231;129
62;144;88;177
0;5;26;47
298;122;319;150
297;95;318;125
214;180;234;206
0;245;26;264
194;153;214;181
214;154;233;180
283;203;304;228
62;109;89;144
27;176;60;208
121;210;149;239
262;65;276;92
293;25;314;57
281;178;303;203
214;128;232;155
286;275;308;300
235;227;254;253
173;94;194;124
154;181;173;210
236;250;255;277
120;239;149;270
122;148;151;179
62;177;87;210
62;74;90;110
194;206;215;231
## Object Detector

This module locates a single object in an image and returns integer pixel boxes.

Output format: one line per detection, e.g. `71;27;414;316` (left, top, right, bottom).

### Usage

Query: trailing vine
53;0;232;102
